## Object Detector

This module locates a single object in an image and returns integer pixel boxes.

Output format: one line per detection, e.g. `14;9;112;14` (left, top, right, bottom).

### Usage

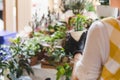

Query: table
24;64;57;80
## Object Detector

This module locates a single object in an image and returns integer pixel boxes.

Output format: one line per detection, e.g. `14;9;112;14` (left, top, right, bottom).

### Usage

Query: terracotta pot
37;51;46;60
30;56;38;66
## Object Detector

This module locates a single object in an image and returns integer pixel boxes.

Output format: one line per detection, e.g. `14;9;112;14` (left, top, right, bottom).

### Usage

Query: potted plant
60;0;86;14
62;14;93;61
70;14;87;31
0;38;34;80
23;37;42;65
68;14;92;40
56;63;72;80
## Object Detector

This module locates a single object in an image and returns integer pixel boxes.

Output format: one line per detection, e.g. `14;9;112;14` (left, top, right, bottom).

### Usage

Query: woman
72;16;120;80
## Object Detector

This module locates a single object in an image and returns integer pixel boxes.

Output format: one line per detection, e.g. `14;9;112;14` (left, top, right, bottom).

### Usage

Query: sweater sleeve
75;21;110;80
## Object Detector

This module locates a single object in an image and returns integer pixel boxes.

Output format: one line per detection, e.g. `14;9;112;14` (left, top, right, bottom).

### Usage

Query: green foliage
60;0;86;14
23;37;42;56
56;63;72;80
85;1;95;12
71;14;87;31
0;37;43;80
7;57;34;80
50;31;66;42
70;14;94;31
10;37;42;57
47;24;67;34
43;45;66;66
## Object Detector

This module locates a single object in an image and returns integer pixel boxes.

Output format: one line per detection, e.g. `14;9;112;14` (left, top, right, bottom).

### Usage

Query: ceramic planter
96;5;118;18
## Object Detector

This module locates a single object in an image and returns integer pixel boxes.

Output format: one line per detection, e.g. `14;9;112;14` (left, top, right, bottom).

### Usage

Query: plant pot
96;5;118;18
60;76;66;80
18;76;32;80
0;75;8;80
30;56;38;66
37;51;46;60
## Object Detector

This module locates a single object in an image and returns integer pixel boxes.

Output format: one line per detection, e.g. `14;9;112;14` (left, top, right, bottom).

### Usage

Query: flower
0;45;12;61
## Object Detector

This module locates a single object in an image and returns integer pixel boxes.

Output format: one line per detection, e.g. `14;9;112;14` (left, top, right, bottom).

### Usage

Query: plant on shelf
60;0;86;14
70;14;87;31
0;36;42;80
47;24;67;35
70;14;94;31
44;46;66;66
23;37;43;65
23;37;42;57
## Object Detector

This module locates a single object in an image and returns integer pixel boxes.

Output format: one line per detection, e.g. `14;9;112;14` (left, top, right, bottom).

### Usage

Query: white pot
60;76;66;80
18;76;32;80
96;5;118;18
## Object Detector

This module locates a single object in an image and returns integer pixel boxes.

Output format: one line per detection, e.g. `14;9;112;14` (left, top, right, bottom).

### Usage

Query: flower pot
60;76;66;80
96;5;118;18
37;51;46;60
18;76;32;80
30;56;38;66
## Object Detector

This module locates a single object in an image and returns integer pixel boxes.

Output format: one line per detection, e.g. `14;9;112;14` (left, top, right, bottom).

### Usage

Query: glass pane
32;0;49;20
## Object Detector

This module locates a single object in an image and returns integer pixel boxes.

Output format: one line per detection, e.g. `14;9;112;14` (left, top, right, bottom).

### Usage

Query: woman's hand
71;53;82;80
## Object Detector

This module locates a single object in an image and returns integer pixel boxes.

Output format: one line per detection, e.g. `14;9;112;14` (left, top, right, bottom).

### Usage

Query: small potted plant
56;63;72;80
23;37;42;65
0;38;34;80
60;0;86;14
67;14;92;41
63;14;93;60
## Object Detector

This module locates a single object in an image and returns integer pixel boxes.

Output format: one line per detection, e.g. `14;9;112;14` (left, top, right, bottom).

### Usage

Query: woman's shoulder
88;20;105;33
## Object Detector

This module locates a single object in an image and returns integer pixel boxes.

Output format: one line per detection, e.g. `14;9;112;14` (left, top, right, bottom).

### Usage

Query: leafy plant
0;36;43;80
70;14;87;31
47;24;67;34
85;1;95;12
43;45;66;66
0;45;11;75
60;0;86;14
23;37;42;57
71;0;86;14
0;44;34;80
70;14;94;31
56;63;72;80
